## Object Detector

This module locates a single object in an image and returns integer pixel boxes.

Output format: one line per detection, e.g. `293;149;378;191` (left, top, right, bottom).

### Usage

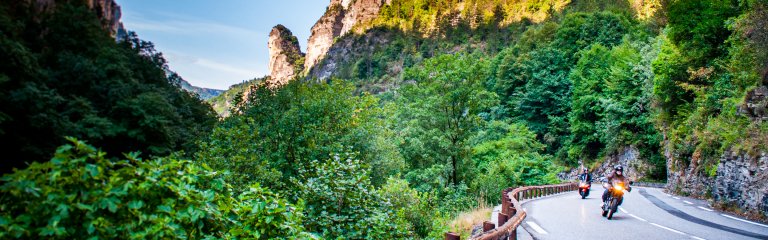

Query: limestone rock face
304;5;345;73
714;151;768;218
739;86;768;121
665;142;768;219
87;0;123;37
267;25;304;87
29;0;124;37
558;146;652;181
304;0;388;73
340;0;387;34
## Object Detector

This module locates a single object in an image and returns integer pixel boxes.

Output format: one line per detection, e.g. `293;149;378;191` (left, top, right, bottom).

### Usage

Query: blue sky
120;1;330;90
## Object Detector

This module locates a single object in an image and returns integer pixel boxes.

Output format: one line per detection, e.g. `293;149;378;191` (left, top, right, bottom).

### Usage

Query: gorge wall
666;86;768;219
559;146;654;182
29;0;124;37
303;0;388;75
267;25;304;87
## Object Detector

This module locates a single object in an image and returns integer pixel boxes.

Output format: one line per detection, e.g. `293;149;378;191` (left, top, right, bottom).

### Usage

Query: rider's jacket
605;171;631;189
579;173;592;182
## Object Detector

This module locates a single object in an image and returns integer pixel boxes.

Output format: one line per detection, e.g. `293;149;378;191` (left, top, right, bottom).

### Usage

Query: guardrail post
483;221;495;232
499;213;509;226
511;226;518;240
445;232;460;240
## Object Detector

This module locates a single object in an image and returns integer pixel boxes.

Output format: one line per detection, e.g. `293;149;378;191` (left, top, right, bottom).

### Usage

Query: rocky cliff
267;25;304;87
666;85;768;219
28;0;124;37
304;0;388;74
559;146;655;182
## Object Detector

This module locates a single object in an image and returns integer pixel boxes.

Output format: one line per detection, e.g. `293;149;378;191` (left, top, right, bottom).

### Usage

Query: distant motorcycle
601;180;632;220
578;180;591;199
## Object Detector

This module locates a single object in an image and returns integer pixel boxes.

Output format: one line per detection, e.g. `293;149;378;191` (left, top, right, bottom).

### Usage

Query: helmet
582;167;588;172
614;165;623;172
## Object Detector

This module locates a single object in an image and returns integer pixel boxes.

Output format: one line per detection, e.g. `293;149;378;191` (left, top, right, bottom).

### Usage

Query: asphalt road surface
516;186;768;240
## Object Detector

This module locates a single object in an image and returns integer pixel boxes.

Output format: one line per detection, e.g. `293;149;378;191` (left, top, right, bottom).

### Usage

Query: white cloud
120;10;268;89
122;11;263;39
194;58;257;77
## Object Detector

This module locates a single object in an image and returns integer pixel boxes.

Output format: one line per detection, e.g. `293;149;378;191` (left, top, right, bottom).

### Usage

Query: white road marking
721;214;768;228
628;214;647;222
690;236;706;240
650;222;685;235
683;200;694;204
666;194;672;197
619;207;628;213
697;206;714;212
527;221;548;234
673;197;681;200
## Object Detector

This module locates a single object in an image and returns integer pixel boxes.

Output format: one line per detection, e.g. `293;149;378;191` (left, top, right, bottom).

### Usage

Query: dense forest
1;0;767;239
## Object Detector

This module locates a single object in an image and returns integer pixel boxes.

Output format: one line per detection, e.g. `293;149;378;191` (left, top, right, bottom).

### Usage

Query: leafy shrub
297;152;411;239
199;81;403;193
0;138;310;239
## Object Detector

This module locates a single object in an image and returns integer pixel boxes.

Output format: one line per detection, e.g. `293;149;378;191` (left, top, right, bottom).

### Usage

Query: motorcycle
601;180;632;220
578;180;591;199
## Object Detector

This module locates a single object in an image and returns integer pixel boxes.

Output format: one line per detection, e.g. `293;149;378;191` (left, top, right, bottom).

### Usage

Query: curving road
509;186;768;240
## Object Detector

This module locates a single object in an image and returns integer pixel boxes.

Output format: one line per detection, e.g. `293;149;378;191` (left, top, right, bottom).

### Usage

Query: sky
120;1;330;90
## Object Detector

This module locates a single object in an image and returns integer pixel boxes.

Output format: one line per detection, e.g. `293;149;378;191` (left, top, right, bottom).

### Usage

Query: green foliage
377;177;441;238
666;0;740;66
470;121;558;204
206;76;267;116
487;10;667;174
0;2;216;173
568;40;664;176
297;153;412;239
553;11;631;61
0;138;309;239
198;80;404;192
396;53;499;186
505;47;572;159
654;0;767;177
568;44;613;160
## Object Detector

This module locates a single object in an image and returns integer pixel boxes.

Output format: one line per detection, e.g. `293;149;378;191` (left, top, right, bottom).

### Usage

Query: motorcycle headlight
614;185;624;191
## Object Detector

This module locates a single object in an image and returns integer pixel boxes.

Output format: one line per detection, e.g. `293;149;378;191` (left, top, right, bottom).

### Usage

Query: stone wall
559;146;653;182
666;85;768;218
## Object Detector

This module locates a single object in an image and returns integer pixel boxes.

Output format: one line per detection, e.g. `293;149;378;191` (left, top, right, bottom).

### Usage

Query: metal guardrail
445;182;579;240
632;182;666;188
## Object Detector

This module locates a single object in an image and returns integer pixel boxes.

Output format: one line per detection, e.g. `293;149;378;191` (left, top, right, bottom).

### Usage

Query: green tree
0;138;310;239
396;53;498;186
470;121;558;204
568;44;613;161
0;2;216;172
198;80;404;192
297;153;412;238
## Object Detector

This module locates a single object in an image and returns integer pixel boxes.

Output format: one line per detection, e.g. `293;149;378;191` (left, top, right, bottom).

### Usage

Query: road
514;186;768;240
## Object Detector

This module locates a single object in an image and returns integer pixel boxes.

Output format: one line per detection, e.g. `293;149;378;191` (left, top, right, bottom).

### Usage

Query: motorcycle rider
578;167;592;183
601;165;631;206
